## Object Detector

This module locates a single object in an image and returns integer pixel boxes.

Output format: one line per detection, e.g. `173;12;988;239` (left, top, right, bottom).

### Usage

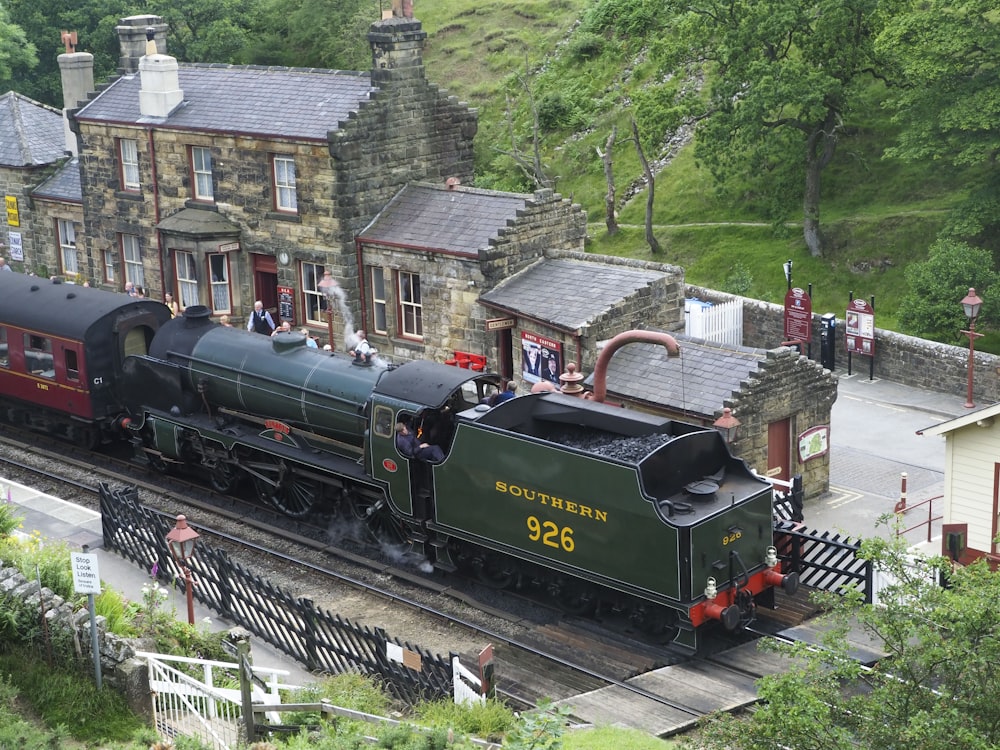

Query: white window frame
397;270;423;339
121;234;144;289
57;219;78;276
371;267;387;335
273;155;297;213
120;138;140;191
103;249;116;284
208;253;231;314
191;146;214;202
302;262;325;325
175;251;200;309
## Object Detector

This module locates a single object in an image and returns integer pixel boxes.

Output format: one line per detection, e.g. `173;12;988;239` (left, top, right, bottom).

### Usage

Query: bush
412;697;516;742
566;31;605;61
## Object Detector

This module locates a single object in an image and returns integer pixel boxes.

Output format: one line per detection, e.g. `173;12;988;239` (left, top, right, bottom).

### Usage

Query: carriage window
0;327;7;367
23;334;54;378
123;327;151;358
373;405;395;439
65;349;80;381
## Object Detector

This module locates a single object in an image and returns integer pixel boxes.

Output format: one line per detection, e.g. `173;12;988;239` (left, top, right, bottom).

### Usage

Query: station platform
0;474;319;688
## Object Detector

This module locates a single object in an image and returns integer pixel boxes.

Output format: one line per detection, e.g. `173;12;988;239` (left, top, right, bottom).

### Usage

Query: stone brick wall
688;285;1000;405
0;562;153;719
0;165;56;274
727;347;838;498
478;189;588;286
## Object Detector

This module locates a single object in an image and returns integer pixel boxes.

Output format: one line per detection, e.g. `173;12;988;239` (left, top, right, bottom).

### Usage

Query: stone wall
478;189;588;286
688;285;1000;405
0;562;153;720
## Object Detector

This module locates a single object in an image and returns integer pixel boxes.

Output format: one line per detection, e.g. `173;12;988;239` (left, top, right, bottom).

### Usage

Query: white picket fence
685;298;743;346
136;651;298;750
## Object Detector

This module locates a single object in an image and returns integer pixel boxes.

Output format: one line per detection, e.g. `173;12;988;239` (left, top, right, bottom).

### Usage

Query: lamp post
713;407;741;446
960;287;984;409
165;514;200;625
783;259;793;291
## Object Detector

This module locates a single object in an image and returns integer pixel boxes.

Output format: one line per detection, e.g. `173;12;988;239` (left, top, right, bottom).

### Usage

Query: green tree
690;533;1000;750
659;0;894;257
143;0;262;65
251;0;378;70
2;0;130;107
897;238;998;340
877;0;1000;245
0;4;39;91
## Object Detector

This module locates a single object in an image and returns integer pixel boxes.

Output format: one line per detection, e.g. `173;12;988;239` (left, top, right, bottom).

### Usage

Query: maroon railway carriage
0;274;172;446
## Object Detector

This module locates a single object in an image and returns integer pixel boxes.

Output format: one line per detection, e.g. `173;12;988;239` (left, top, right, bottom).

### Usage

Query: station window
302;262;325;325
57;219;78;276
119;138;140;192
209;253;231;314
23;334;54;378
190;146;214;202
272;155;297;213
102;248;115;284
176;251;199;309
398;270;423;339
0;326;7;368
121;234;144;290
371;267;387;335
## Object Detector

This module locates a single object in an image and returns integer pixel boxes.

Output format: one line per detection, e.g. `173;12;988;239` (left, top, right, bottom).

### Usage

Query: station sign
71;552;101;595
845;298;875;356
783;287;812;343
486;317;515;331
5;195;19;227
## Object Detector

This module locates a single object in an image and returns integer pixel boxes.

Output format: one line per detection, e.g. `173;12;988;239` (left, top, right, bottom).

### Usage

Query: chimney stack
57;31;94;156
138;26;183;118
116;15;167;75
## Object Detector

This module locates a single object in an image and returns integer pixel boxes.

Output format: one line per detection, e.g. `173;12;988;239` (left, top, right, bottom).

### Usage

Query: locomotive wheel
557;582;596;616
349;495;408;546
474;552;516;589
248;454;321;518
208;460;241;494
638;608;680;644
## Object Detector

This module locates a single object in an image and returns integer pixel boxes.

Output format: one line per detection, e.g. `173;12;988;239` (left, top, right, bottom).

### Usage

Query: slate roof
0;92;65;167
584;334;768;417
156;206;241;237
357;183;529;256
74;65;374;140
479;258;669;333
31;157;82;203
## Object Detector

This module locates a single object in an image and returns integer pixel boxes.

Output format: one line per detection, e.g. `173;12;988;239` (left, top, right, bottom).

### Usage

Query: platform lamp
714;407;741;446
961;287;984;409
166;514;200;625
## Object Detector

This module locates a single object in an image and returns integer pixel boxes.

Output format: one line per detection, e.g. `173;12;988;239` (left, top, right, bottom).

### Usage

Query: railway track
0;432;747;724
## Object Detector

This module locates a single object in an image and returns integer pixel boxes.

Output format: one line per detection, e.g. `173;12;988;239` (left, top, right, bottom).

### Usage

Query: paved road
805;371;967;545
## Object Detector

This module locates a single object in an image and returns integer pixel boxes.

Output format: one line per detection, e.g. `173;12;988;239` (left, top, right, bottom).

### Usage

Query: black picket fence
774;519;872;602
98;484;454;706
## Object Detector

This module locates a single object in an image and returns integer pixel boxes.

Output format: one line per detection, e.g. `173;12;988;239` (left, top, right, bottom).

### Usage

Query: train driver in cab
395;421;445;463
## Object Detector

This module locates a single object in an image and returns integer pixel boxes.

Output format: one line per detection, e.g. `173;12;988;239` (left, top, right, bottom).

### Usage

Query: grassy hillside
414;1;987;338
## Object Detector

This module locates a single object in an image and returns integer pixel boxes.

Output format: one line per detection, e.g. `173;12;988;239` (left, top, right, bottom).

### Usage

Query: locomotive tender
0;278;797;649
123;307;798;650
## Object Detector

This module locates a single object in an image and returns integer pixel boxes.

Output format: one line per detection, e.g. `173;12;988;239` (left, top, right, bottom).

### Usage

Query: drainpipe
147;127;166;295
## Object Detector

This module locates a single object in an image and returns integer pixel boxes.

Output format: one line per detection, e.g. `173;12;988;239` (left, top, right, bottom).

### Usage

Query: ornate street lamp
713;407;741;445
165;514;200;625
960;288;984;409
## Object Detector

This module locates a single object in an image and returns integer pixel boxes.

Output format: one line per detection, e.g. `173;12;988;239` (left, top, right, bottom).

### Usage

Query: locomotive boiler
123;308;798;650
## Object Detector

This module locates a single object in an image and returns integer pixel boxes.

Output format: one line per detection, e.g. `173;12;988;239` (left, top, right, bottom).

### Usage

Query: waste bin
820;313;836;371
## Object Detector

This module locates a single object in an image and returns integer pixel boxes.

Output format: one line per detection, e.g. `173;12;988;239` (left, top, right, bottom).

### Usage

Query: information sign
278;286;294;323
783;287;812;343
845;298;875;356
71;552;101;595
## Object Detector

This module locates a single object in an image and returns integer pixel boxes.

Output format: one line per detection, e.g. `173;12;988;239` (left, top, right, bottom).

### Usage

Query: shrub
566;31;605;61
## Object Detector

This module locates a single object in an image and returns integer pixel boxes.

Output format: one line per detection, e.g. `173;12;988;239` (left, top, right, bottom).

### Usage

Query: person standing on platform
0;257;12;273
248;301;276;335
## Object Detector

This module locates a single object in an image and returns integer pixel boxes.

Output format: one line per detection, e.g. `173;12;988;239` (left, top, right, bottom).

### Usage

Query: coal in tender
545;427;672;463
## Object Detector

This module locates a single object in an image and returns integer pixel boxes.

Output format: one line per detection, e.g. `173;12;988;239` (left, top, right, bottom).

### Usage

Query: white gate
685;298;743;346
136;651;299;750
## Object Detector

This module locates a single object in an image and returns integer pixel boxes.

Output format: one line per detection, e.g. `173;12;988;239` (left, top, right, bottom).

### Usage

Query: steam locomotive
0;275;798;650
